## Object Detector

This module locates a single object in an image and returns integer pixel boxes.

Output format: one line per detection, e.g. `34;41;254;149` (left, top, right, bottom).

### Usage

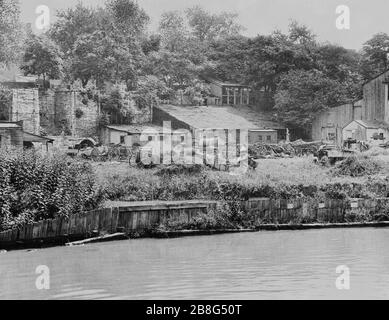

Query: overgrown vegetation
0;149;102;231
332;155;382;177
96;158;389;204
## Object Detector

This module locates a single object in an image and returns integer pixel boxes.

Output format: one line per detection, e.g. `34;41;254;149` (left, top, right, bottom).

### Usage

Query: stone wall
11;89;40;135
39;89;56;134
39;89;99;137
8;87;152;139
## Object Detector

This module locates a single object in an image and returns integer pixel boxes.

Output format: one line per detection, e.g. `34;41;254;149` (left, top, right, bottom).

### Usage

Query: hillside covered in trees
2;0;389;134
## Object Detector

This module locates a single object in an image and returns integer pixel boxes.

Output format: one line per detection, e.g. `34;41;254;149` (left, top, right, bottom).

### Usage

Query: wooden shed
204;78;251;106
342;120;389;144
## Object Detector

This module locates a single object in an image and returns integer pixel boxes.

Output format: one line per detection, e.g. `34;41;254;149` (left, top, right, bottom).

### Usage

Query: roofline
23;131;54;142
202;76;250;88
0;121;22;125
343;119;389;130
105;126;130;133
105;125;166;133
363;68;389;86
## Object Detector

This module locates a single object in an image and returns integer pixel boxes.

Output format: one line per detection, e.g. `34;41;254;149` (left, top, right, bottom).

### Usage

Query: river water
1;228;389;300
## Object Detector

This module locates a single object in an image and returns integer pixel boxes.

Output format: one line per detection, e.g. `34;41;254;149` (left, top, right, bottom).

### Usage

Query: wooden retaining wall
243;197;389;224
0;198;388;249
0;201;217;249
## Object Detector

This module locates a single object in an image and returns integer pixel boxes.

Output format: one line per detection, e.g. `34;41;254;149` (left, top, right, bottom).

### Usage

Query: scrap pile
249;140;323;159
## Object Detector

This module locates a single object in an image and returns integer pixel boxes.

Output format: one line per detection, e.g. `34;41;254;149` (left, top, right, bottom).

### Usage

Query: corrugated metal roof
155;105;285;130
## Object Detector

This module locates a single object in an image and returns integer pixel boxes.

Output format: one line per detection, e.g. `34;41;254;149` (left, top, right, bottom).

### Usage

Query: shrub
75;108;84;118
332;155;381;177
0;148;102;231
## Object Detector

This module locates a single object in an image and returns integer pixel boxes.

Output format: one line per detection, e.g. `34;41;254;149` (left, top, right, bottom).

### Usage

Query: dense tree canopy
48;0;148;89
7;0;389;131
0;0;23;65
360;33;389;80
274;69;348;131
21;34;63;84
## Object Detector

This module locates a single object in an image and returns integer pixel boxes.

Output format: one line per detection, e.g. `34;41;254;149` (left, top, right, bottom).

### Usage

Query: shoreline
2;197;389;251
2;220;389;252
152;221;389;238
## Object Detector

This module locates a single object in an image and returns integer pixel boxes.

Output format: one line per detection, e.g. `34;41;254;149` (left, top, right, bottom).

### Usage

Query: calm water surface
1;228;389;300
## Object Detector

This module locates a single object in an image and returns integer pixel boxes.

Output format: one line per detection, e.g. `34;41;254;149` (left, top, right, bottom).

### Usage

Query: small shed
0;121;54;150
22;132;54;151
204;78;251;106
342;120;389;144
0;121;23;148
101;124;185;147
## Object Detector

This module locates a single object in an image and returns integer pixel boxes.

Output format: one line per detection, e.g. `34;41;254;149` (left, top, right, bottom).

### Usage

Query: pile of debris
332;155;381;177
249;140;323;159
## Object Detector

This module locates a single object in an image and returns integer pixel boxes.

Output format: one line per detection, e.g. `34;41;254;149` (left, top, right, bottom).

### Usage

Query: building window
120;136;125;144
267;135;271;141
148;136;153;142
258;135;263;141
160;136;163;141
181;136;185;143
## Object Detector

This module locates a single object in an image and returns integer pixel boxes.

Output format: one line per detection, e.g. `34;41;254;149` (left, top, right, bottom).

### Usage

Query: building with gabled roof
153;104;286;144
312;68;389;145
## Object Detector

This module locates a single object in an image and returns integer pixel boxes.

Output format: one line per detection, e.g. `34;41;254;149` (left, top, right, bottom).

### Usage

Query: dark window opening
267;135;271;141
148;136;153;141
120;136;125;144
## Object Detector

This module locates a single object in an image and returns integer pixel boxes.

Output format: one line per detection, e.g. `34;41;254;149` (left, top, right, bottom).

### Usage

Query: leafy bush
0;148;102;231
333;155;381;177
75;108;84;118
156;202;250;231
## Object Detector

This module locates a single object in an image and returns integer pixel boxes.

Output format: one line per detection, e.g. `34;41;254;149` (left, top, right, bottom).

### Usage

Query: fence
0;201;217;249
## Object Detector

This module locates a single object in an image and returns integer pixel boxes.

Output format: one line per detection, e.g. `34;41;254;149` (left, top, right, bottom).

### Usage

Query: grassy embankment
2;147;389;234
94;148;389;231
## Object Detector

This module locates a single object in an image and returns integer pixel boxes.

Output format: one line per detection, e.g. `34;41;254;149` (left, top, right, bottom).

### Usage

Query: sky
18;0;389;50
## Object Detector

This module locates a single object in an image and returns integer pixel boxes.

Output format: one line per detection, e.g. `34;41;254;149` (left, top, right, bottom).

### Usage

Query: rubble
249;141;323;159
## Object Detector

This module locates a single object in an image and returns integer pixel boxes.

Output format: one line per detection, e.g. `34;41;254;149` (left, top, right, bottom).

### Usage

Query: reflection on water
1;228;389;300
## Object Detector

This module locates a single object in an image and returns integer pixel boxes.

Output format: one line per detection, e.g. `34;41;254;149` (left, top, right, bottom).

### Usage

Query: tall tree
106;0;149;39
143;50;198;89
0;0;23;65
159;11;188;52
49;4;105;57
207;35;250;83
360;33;389;80
185;6;243;42
274;69;348;131
21;34;63;86
49;0;148;88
